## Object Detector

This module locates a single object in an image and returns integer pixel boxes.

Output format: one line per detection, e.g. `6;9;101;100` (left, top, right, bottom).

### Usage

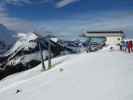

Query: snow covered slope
0;51;133;100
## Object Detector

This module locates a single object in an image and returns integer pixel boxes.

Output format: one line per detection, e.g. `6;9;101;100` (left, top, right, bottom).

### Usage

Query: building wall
106;36;122;45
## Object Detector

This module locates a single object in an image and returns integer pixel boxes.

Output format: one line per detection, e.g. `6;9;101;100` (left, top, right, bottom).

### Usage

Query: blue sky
0;0;133;39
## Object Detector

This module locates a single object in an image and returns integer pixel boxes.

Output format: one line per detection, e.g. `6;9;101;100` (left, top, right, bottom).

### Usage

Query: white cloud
5;0;32;5
2;0;49;6
0;1;34;33
3;18;34;32
0;12;33;33
36;11;133;38
1;0;79;8
56;0;79;8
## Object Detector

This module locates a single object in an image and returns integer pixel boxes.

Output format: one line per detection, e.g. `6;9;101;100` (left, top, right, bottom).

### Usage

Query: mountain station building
82;31;125;45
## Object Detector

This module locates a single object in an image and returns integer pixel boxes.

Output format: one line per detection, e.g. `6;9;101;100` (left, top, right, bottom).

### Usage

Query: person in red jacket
128;41;132;53
131;41;133;52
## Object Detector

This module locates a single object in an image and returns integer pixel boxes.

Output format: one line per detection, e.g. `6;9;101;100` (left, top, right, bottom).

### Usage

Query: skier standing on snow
119;43;122;51
123;41;127;52
126;41;128;52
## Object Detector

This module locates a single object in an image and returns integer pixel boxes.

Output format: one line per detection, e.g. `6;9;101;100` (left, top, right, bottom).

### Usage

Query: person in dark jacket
125;41;128;52
123;41;127;52
119;43;122;51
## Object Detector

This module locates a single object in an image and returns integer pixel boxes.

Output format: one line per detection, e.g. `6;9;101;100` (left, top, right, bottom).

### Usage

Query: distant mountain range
0;32;79;79
0;24;87;79
0;24;102;80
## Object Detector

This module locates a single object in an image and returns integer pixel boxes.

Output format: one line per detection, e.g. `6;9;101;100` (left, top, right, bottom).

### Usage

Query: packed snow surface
0;50;133;100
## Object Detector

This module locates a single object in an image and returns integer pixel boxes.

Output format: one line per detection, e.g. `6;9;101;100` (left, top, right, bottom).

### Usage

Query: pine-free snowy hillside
0;50;133;100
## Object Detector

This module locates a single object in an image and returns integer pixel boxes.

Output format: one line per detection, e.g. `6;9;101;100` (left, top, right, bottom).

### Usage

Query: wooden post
48;40;52;69
38;39;46;71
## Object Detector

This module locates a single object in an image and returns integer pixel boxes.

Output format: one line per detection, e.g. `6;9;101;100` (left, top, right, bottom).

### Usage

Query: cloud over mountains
0;0;133;38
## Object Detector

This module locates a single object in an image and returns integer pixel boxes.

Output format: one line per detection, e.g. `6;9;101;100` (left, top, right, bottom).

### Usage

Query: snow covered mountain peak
14;32;38;50
17;32;38;42
5;32;38;56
